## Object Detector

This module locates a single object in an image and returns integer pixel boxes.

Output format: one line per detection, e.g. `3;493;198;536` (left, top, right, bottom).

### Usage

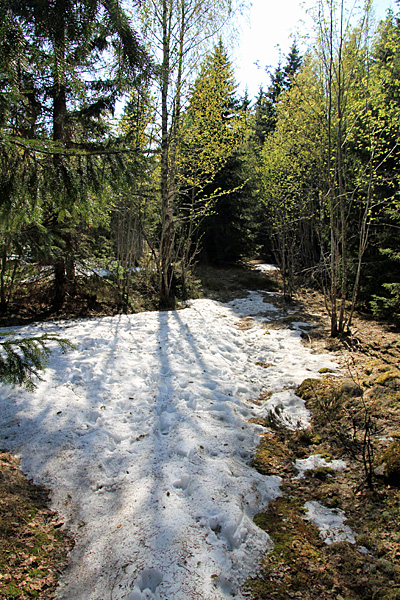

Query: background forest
1;0;399;333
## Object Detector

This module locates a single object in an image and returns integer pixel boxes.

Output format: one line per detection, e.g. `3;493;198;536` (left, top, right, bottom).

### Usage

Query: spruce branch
0;333;75;391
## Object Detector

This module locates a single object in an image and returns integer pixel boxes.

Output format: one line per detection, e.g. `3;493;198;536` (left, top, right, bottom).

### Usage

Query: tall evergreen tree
0;0;151;310
253;42;302;145
180;43;251;264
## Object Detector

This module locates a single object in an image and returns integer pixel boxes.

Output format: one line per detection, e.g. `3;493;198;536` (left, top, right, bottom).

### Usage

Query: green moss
247;497;326;599
382;590;400;600
306;466;336;481
296;429;314;446
253;497;321;564
296;378;338;405
3;584;22;598
375;371;400;386
296;378;323;401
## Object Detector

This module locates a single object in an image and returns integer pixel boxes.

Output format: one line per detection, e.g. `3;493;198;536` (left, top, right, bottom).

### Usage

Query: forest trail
0;286;338;600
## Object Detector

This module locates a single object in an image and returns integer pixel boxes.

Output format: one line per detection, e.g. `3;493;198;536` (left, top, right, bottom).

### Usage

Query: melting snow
295;455;347;479
253;264;279;272
0;290;337;600
304;500;356;545
259;389;311;430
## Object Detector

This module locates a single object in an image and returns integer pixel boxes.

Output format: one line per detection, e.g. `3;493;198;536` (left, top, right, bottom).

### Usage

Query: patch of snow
0;291;338;600
304;500;356;545
294;455;347;479
76;264;143;278
258;389;311;430
253;264;279;272
291;321;316;331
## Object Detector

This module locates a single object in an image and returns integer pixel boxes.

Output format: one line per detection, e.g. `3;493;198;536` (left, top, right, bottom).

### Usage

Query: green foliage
371;283;400;324
0;333;74;390
0;0;151;309
256;2;400;327
259;56;323;296
178;42;262;264
178;42;245;210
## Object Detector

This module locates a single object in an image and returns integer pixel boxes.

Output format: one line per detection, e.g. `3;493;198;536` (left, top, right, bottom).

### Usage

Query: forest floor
1;262;400;599
198;262;400;598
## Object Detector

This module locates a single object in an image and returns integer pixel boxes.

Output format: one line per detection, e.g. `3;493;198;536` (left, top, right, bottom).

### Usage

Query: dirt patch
194;262;279;303
0;452;73;599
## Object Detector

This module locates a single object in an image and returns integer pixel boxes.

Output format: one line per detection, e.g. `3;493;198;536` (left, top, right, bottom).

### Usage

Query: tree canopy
1;0;400;330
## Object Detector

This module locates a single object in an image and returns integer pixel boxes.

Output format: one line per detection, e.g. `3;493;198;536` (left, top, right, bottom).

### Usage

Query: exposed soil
1;263;400;599
0;453;73;600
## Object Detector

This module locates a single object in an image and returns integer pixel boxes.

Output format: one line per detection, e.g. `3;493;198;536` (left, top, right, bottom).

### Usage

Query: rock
340;379;363;397
380;441;400;486
374;463;386;478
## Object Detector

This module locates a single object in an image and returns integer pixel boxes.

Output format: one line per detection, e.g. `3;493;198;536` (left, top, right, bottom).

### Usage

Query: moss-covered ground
246;276;400;600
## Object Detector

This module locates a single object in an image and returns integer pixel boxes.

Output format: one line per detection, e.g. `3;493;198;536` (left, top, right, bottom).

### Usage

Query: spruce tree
253;42;303;145
0;333;73;390
0;0;151;310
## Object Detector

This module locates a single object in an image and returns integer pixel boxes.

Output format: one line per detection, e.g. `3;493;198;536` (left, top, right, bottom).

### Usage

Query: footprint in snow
159;411;176;434
126;568;163;600
172;474;193;494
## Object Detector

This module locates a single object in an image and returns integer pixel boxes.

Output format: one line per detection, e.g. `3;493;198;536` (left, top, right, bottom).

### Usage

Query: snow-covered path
0;291;337;600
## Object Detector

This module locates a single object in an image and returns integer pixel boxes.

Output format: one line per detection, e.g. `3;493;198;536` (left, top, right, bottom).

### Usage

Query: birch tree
314;0;375;335
139;0;237;306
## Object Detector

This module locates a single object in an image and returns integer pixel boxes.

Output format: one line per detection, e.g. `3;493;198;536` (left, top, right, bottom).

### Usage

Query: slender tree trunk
337;0;348;335
327;0;339;337
159;0;175;307
52;7;74;311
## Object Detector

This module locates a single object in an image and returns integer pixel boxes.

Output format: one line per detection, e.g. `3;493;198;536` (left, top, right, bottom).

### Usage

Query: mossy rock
375;370;400;387
306;466;336;481
380;441;400;486
296;378;337;402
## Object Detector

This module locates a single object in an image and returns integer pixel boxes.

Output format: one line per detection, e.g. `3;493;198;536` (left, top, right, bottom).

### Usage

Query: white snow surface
0;291;337;600
294;455;347;479
253;264;279;272
304;501;356;545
